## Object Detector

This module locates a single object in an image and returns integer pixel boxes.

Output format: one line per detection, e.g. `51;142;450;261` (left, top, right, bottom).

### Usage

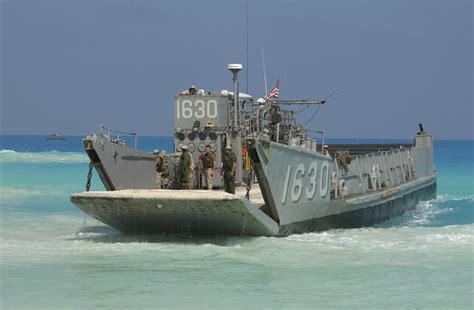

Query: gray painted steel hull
278;176;436;235
70;130;437;236
71;175;436;236
71;189;279;236
84;133;156;190
69;68;437;236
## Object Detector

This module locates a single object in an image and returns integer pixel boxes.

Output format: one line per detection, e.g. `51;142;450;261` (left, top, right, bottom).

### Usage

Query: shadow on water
69;225;257;246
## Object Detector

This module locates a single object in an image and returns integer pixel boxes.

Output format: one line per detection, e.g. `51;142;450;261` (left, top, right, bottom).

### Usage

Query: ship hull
278;176;436;235
70;131;437;236
70;175;436;236
71;188;279;236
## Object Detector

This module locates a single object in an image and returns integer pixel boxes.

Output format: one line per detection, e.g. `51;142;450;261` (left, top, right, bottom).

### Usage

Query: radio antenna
261;48;268;95
324;88;340;101
245;0;249;94
303;89;339;124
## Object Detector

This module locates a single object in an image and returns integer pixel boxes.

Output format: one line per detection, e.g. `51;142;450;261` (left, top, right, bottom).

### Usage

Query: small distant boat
46;133;66;140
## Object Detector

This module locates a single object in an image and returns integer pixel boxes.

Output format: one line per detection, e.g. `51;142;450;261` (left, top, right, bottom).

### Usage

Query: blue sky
1;0;472;139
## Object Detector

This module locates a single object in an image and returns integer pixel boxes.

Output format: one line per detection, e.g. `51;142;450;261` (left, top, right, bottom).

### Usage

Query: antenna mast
246;0;249;94
228;64;243;130
261;48;268;95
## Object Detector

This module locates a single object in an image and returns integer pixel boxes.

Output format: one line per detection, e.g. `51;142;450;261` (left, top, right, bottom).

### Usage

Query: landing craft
70;64;437;236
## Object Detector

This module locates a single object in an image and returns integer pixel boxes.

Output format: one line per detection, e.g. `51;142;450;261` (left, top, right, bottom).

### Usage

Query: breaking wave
369;194;474;228
0;186;66;202
398;199;453;226
283;224;473;253
0;150;88;164
434;194;474;203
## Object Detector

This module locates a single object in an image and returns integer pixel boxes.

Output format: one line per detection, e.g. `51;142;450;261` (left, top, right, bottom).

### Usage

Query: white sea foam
0;150;88;164
435;193;474;203
0;211;472;310
0;187;47;200
0;186;65;202
283;225;474;254
403;199;452;226
373;194;473;228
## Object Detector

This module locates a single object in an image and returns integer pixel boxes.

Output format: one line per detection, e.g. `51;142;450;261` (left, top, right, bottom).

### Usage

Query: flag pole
261;48;268;96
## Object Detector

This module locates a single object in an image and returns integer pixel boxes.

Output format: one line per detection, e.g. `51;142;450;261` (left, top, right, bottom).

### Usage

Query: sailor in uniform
154;149;162;188
202;144;216;190
323;145;331;158
180;84;197;96
179;145;194;189
221;145;236;194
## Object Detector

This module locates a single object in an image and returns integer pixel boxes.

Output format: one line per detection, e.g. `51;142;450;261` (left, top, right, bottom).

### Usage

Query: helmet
153;149;159;154
181;145;189;150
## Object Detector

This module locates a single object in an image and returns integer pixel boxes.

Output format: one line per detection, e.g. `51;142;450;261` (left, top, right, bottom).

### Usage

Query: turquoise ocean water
0;136;472;309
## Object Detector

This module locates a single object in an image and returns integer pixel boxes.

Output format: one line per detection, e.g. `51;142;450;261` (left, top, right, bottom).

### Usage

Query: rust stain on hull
381;187;399;198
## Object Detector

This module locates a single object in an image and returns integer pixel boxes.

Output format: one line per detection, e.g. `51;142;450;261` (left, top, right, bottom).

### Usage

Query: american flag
264;79;280;101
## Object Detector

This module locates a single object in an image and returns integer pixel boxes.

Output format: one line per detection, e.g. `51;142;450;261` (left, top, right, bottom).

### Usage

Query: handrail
100;124;138;149
332;145;417;197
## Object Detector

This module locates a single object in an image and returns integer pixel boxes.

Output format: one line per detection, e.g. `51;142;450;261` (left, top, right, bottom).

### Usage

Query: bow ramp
70;187;279;236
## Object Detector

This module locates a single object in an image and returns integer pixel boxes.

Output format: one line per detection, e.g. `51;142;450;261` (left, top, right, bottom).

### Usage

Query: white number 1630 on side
281;161;329;204
176;99;218;119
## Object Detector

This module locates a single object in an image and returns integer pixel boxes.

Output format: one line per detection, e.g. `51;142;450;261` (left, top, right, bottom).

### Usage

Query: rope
293;105;310;114
303;104;322;125
301;88;339;124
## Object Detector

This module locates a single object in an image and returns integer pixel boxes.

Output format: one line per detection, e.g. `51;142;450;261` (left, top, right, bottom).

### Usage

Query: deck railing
100;124;138;149
334;147;415;197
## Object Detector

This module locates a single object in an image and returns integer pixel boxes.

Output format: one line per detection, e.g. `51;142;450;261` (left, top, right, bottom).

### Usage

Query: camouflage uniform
197;155;204;189
202;150;216;190
155;156;163;189
179;150;193;189
156;154;169;189
222;149;237;194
